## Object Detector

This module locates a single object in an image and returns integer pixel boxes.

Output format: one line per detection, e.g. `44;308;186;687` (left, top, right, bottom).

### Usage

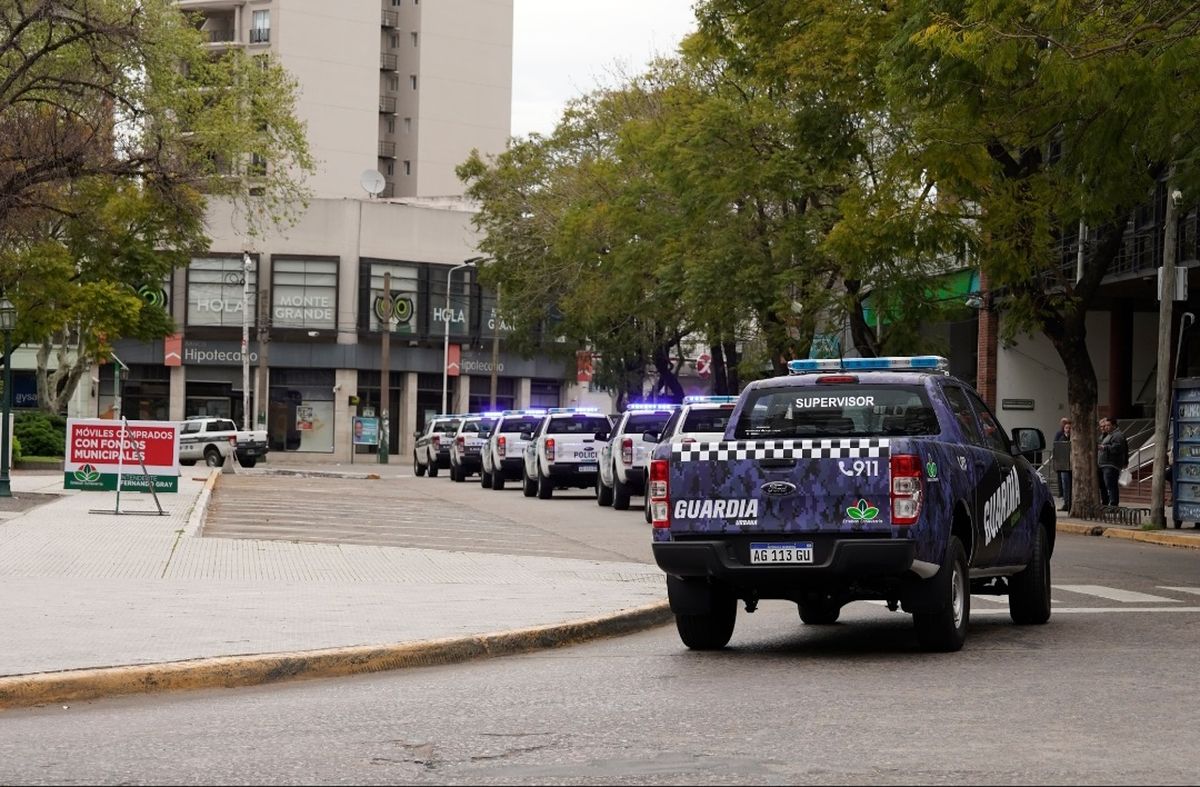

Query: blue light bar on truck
626;403;679;411
546;406;601;414
787;356;950;375
682;395;739;404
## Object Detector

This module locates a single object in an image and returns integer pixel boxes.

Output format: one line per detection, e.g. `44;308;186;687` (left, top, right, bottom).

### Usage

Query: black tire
596;473;613;506
180;459;196;467
644;493;652;523
1009;524;1052;625
798;598;841;625
913;535;969;652
675;593;737;650
427;458;439;478
492;471;506;491
536;466;553;499
240;458;257;468
413;453;426;477
613;475;631;510
480;468;493;488
204;448;224;468
522;471;538;497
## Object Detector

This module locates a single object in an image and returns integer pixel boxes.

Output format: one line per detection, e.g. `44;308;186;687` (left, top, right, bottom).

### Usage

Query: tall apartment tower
178;0;514;199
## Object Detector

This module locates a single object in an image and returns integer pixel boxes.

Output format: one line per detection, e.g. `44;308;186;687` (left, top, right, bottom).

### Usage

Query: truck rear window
461;418;495;433
625;413;672;434
735;385;938;439
546;415;610;435
500;417;541;434
682;408;733;434
432;420;460;433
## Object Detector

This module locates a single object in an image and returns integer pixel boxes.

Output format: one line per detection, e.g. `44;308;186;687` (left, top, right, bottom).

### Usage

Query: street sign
446;343;461;377
64;419;180;492
696;353;712;378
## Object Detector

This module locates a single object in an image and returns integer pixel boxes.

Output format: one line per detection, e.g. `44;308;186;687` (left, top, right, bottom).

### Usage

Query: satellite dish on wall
360;169;386;197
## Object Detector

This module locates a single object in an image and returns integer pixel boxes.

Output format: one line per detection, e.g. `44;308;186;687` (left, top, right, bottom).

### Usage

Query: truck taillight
890;453;923;526
650;459;670;529
456;436;465;450
621;437;633;465
497;435;506;458
545;438;555;462
432;435;440;449
680;437;696;444
227;436;236;447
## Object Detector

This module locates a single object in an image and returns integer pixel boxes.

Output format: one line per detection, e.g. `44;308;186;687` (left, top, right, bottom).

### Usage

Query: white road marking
1157;586;1200;596
971;595;1007;605
972;607;1200;615
1052;584;1182;603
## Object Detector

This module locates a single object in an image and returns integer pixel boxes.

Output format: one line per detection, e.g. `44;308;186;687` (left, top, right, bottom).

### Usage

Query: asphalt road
3;473;1198;785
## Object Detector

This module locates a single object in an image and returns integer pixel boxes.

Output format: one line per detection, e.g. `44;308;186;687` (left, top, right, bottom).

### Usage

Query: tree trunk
1048;329;1102;517
710;342;728;395
36;331;89;415
723;340;740;392
652;343;685;401
844;279;879;357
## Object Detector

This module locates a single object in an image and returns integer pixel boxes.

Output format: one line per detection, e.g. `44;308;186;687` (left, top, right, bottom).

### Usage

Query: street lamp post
441;260;476;414
0;296;16;498
379;271;392;464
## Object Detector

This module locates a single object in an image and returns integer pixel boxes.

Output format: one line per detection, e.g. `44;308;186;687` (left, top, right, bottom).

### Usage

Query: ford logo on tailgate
760;481;797;497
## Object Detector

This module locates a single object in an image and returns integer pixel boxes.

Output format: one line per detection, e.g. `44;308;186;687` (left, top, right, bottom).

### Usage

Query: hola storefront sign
64;419;181;492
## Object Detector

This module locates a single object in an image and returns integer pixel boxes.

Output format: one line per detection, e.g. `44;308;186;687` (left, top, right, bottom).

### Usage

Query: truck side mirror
642;431;659;443
519;431;533;441
594;430;610;442
1011;427;1045;459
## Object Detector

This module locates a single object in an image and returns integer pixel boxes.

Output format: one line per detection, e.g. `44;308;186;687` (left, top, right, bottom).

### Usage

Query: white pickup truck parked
178;417;270;468
521;407;612;500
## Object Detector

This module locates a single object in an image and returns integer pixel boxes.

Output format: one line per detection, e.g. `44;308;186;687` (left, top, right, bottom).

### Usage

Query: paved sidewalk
0;469;667;705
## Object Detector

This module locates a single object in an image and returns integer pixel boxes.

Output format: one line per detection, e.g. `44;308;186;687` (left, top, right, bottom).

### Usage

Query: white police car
596;403;679;511
521;407;612;499
638;395;738;522
480;409;546;490
412;414;461;478
448;413;499;482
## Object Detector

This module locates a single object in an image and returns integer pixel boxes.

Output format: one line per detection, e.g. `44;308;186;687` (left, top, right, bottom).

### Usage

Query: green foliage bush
14;412;67;457
12;434;21;462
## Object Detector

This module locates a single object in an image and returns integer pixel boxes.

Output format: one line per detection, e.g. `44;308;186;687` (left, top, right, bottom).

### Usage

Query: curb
259;468;380;480
1058;519;1200;550
0;601;673;711
184;468;221;537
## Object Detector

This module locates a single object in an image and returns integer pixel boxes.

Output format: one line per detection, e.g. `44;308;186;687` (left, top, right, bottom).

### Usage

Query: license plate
749;542;814;564
577;464;598;472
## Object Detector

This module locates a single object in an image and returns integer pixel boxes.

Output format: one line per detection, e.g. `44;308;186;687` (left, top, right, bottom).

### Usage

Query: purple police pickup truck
648;356;1054;653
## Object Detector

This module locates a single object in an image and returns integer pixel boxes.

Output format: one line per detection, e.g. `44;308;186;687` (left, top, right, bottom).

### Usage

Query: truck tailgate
669;438;896;535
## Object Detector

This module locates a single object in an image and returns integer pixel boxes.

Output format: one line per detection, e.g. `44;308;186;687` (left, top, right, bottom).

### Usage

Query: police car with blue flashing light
412;414;461;478
637;395;739;522
596;403;679;511
521;407;612;500
448;413;499;482
648;356;1054;653
480;409;546;490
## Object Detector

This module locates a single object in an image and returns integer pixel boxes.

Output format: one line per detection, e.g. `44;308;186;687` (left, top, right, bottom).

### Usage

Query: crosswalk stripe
1052;584;1182;603
1157;586;1200;596
973;607;1200;615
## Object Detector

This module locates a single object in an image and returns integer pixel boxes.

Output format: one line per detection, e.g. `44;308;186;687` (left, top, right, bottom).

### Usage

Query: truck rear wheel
675;594;737;650
204;448;224;467
596;473;613;506
536;467;553;499
413;454;426;477
492;471;506;491
240;457;257;468
480;468;493;488
913;536;969;652
427;459;439;478
1009;524;1052;625
522;471;537;497
612;475;631;510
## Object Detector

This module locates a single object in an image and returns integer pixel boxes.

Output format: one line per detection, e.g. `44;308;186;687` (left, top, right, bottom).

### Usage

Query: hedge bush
14;412;67;457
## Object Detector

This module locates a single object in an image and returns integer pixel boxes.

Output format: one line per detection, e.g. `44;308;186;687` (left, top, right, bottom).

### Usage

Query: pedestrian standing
1053;418;1072;512
1097;417;1129;507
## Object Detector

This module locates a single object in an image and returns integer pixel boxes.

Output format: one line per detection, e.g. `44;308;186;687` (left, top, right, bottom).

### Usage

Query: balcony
382;9;398;28
379;95;396;114
380;52;397;71
249;27;269;44
378;141;396;158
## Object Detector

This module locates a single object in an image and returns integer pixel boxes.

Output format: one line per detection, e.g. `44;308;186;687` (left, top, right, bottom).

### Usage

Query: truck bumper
653;535;917;589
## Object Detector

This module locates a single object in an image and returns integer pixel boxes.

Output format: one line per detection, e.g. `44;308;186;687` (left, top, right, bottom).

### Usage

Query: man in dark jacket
1097;417;1129;507
1053;418;1072;512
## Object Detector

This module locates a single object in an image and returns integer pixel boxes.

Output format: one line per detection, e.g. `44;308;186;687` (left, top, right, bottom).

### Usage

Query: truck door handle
759;458;797;469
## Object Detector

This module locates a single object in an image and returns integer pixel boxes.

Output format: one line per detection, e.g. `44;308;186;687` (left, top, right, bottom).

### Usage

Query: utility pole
490;282;500;409
1151;175;1180;528
240;252;252;431
255;287;270;429
378;271;391;464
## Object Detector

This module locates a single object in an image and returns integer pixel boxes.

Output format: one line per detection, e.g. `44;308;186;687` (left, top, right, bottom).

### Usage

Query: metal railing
208;29;236;43
250;27;269;44
380;52;397;71
379;95;396;114
382;9;398;27
378;140;396;158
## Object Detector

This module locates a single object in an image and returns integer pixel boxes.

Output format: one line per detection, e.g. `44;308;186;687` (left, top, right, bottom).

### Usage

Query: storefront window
272;258;337;331
428;266;473;339
269;368;335;452
187;257;257;329
469;375;514;412
100;364;170;420
365;261;420;336
530;379;561;409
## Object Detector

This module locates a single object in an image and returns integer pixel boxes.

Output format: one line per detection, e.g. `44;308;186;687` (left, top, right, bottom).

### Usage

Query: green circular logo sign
373;294;413;325
138;285;167;309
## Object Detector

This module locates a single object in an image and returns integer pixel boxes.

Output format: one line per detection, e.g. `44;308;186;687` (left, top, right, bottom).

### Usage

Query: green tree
0;0;313;411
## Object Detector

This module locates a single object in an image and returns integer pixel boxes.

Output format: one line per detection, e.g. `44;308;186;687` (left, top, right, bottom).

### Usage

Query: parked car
413;414;462;478
178;417;269;468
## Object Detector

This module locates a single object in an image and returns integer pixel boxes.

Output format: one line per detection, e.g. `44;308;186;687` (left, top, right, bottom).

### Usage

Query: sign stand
89;417;168;516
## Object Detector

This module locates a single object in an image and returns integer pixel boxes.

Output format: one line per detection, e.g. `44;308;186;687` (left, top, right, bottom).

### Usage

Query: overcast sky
511;0;699;138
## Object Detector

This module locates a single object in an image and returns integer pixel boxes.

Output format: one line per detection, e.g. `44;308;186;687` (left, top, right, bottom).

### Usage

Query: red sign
446;343;461;377
65;419;180;473
576;350;594;383
696;353;712;379
164;333;183;367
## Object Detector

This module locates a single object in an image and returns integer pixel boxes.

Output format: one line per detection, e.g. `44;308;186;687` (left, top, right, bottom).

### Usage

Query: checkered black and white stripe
672;439;890;463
